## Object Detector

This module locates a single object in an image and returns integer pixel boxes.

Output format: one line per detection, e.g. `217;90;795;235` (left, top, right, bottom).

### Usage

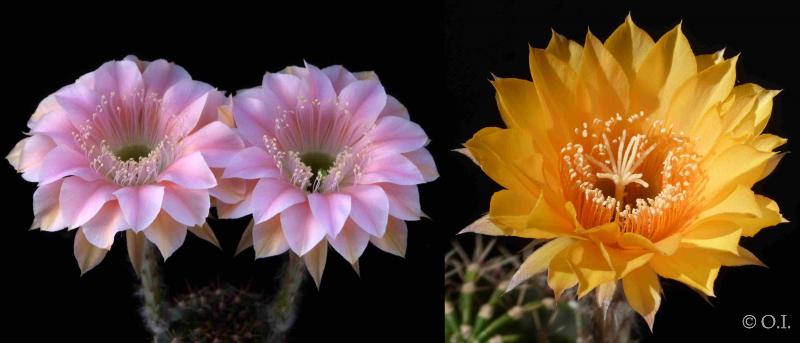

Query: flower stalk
138;243;169;342
266;253;306;343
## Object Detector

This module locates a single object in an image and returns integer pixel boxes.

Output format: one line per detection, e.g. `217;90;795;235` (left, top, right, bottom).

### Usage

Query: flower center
114;144;152;161
299;151;335;177
559;112;702;240
74;90;183;186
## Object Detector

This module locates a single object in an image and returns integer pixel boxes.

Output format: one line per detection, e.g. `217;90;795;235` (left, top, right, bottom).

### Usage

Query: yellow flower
460;15;786;330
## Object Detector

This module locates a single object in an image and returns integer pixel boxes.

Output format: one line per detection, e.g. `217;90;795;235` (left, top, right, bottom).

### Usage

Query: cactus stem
265;253;306;343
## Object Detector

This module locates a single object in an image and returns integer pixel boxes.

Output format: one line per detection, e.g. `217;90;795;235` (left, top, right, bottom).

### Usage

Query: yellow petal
604;14;655;81
576;30;630;117
507;236;575;291
523;194;576;237
617;232;681;255
751;134;787;152
548;247;578;299
605;245;654;278
701;143;776;203
698;185;762;221
713;245;766;267
632;23;697;116
491;189;559;238
529;47;583;133
464;127;543;193
670;55;738;134
461;214;505;236
546;29;583;71
681;220;742;254
568;241;616;297
649;247;720;296
576;221;620;245
738;195;785;237
622;266;662;331
695;49;725;71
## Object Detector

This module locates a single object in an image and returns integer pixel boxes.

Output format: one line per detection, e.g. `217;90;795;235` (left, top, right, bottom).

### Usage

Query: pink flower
7;56;244;273
222;63;437;286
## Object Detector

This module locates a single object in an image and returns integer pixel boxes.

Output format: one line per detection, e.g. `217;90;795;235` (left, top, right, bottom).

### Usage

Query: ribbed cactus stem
445;301;459;339
139;243;169;342
266;253;306;343
459;263;479;325
474;305;523;342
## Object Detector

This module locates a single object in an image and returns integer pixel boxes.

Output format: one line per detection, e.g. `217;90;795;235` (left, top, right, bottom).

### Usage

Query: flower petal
329;219;369;265
622;266;662;331
37;146;95;185
142;59;191;95
32;179;68;232
251;178;307;224
369;116;428;155
253;216;289;258
359;153;425;186
507;236;575;291
344;184;389;236
322;65;358;92
181;121;244;168
156;152;217;189
74;228;109;275
649;247;720;296
369;217;408;257
143;211;187;259
60;177;117;228
403;148;439;182
82;202;127;249
380;183;423;221
308;192;351;237
222;146;280;180
303;240;328;289
280;203;327;256
339;79;387;128
188;222;220;249
604;15;655;81
114;185;165;231
92;60;143;97
126;230;147;275
161;183;210;226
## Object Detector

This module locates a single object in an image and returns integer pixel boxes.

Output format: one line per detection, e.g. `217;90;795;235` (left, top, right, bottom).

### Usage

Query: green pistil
115;144;152;161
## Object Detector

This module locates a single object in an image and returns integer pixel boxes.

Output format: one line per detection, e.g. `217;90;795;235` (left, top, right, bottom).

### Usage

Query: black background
2;1;799;342
445;1;799;342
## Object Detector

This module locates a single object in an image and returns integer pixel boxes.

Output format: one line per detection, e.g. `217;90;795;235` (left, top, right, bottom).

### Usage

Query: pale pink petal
156;152;217;189
222;146;280;180
54;83;100;128
380;183;423;221
209;171;247;204
338;79;387;128
92;60;144;97
303;240;328;289
301;62;337;112
322;65;358;92
143;211;187;259
329;219;369;264
126;230;147;275
60;177;117;228
194;90;227;130
251;178;307;224
29;110;76;146
378;95;409;119
82;202;127;249
162;79;213;134
308;192;351;237
142;59;191;95
216;181;256;219
28;93;62;126
181;121;244;168
359;154;425;186
280;203;327;256
404;148;439;182
114;185;165;231
261;72;302;110
253;216;289;258
37;146;97;185
188;222;220;248
161;183;210;226
232;95;274;147
10;135;56;181
369;116;428;154
344;184;389;236
369;216;408;257
32;179;68;232
74;228;109;275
